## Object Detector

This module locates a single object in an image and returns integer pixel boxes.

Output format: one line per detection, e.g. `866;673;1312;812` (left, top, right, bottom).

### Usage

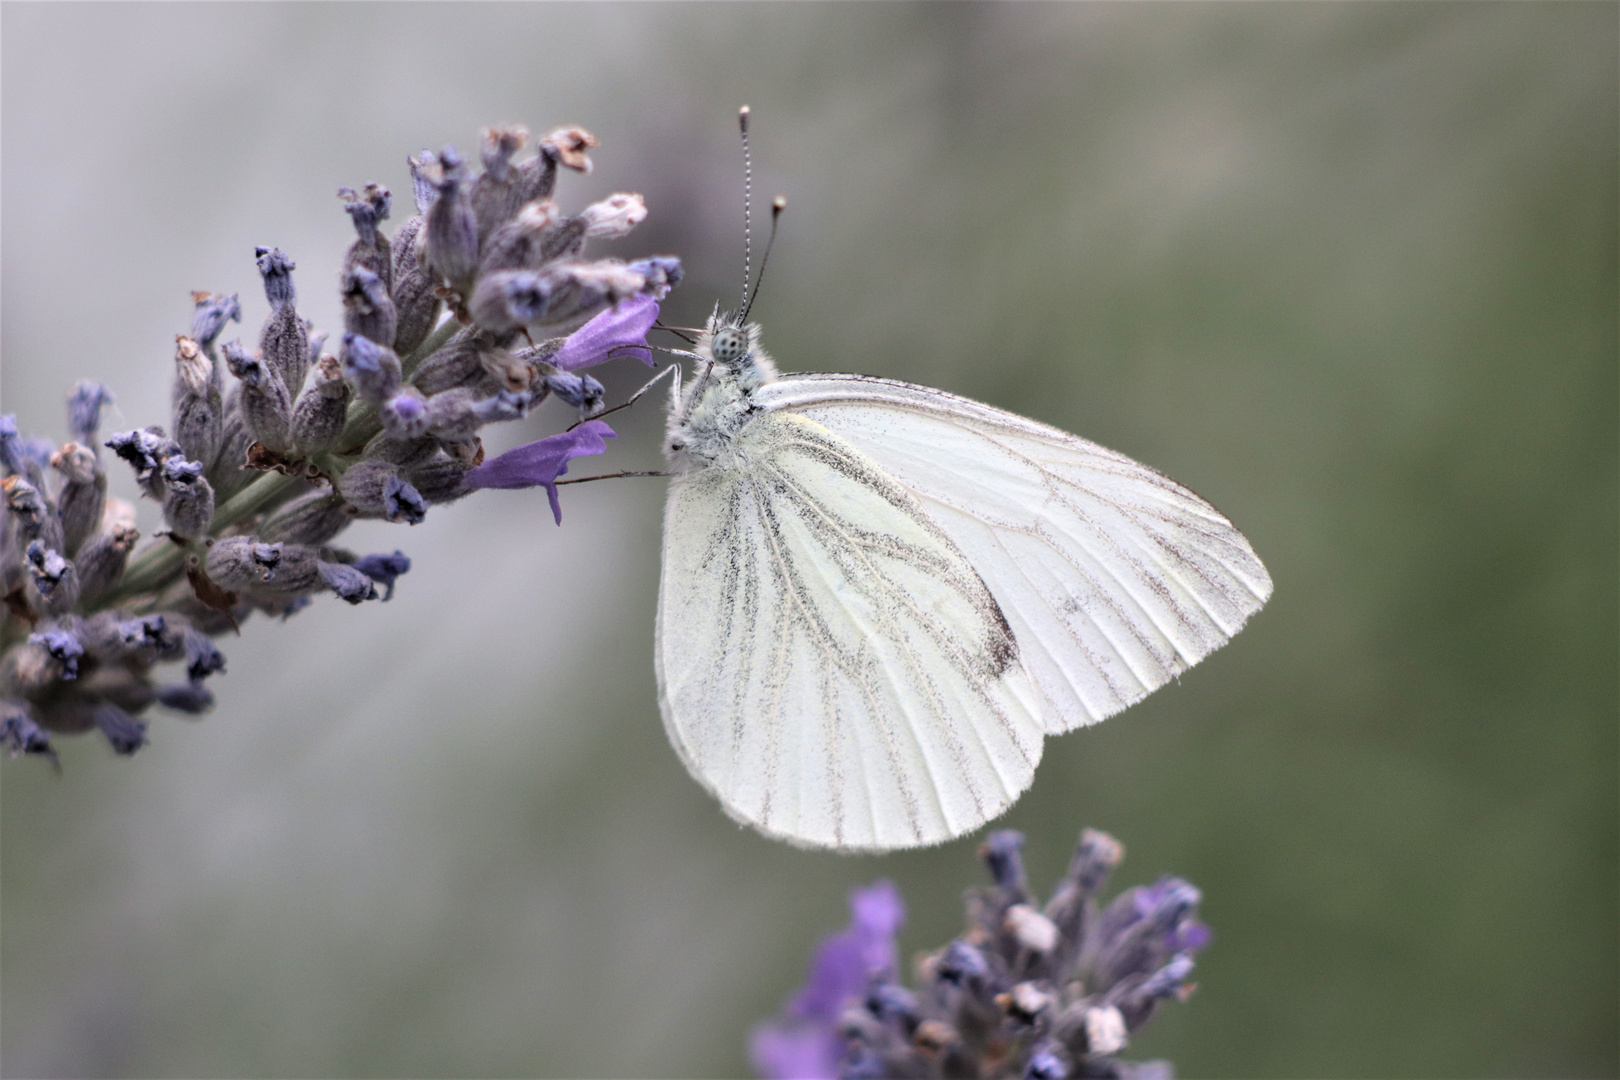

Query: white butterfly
656;314;1271;851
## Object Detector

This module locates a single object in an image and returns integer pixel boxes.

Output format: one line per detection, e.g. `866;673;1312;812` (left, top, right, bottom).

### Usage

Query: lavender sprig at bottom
752;828;1209;1080
0;122;681;763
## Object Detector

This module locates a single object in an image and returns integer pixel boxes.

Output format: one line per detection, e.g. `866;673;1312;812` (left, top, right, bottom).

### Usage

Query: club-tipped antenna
738;105;753;319
741;196;786;323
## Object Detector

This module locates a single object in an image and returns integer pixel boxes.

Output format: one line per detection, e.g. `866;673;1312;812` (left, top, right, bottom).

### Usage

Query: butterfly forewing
656;411;1044;850
754;374;1274;734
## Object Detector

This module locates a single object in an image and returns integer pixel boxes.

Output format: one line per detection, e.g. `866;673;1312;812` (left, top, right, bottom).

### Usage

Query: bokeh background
2;3;1614;1077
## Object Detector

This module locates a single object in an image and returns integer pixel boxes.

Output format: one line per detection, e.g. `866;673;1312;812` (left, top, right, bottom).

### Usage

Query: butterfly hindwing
655;410;1044;850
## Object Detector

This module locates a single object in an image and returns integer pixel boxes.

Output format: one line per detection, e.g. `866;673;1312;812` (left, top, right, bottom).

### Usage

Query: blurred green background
2;4;1614;1077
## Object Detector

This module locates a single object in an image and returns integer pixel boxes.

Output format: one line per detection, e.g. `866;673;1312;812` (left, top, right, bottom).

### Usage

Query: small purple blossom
751;829;1209;1080
551;293;660;370
352;551;412;601
464;420;616;524
751;882;905;1080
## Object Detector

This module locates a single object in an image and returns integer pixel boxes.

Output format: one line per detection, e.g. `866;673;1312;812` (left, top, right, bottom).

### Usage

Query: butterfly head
698;311;777;390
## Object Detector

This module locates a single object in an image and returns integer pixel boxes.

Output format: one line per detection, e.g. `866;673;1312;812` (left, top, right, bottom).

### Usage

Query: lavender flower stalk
752;828;1209;1080
1;122;681;763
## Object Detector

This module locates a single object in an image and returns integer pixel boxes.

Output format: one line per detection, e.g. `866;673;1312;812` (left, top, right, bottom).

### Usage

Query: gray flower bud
388;215;443;356
74;521;140;600
340;334;403;404
171;335;223;466
410;334;497;397
338;460;425;524
205;536;282;590
49;443;105;557
341;265;398;347
515;126;597;204
248;543;322;594
423;148;480;289
470;124;530;242
25;541;79;616
380;388;430;440
477;199;562;276
256;246;309;397
290;355;352;457
222;341;293;453
339;184;393;288
159;458;215;540
259;491;351;546
319;560;378;604
4;475;64;555
579;192;647;240
404;454;472;506
209;386;256;499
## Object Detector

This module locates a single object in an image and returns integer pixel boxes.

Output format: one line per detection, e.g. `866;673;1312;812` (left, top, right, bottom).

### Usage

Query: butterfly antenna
740;196;786;323
737;105;753;321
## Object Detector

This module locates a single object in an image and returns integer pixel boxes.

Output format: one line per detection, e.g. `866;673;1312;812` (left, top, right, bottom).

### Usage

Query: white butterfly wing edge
754;373;1274;735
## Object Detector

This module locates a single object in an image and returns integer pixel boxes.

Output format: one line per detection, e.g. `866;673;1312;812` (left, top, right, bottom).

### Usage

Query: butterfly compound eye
711;327;747;365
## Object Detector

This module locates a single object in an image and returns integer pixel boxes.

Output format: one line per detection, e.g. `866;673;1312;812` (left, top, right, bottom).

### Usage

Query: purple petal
748;1022;841;1080
791;880;905;1021
464;420;615;525
551;294;660;370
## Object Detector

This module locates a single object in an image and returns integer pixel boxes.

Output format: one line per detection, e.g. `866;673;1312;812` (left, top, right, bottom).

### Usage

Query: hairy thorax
663;317;779;473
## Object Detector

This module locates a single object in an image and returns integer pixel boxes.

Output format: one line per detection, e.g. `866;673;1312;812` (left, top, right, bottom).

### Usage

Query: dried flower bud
172;335;223;466
516;126;597;203
580;192;647;239
388;215;442;357
255;246;309;396
403;454;472;505
543;371;605;417
380;388;430;440
290;356;351;457
258;493;347;550
407;150;437;215
351;550;410;600
26;627;84;681
93;702;147;756
155;680;215;714
424;387;529;440
478;199;563;275
190;291;243;354
106;426;181;500
318;561;377;604
338;460;426;524
49;443;105;557
74;521;139;600
210;386;256;499
341;266;398;347
411;333;498;396
160;458;215;540
362;433;439;470
339;184;393;286
248;543;323;594
205;536;283;590
2;700;55;762
340;334;403;403
471;123;531;241
67;381;116;451
5;475;65;553
626;255;684;300
221;341;293;453
25;540;79;616
423;147;480;289
1004;904;1060;954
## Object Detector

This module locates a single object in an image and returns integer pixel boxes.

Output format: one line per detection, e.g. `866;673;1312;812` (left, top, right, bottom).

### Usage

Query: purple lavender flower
1;120;680;761
551;293;661;370
752;882;905;1080
752;829;1209;1080
465;420;616;525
